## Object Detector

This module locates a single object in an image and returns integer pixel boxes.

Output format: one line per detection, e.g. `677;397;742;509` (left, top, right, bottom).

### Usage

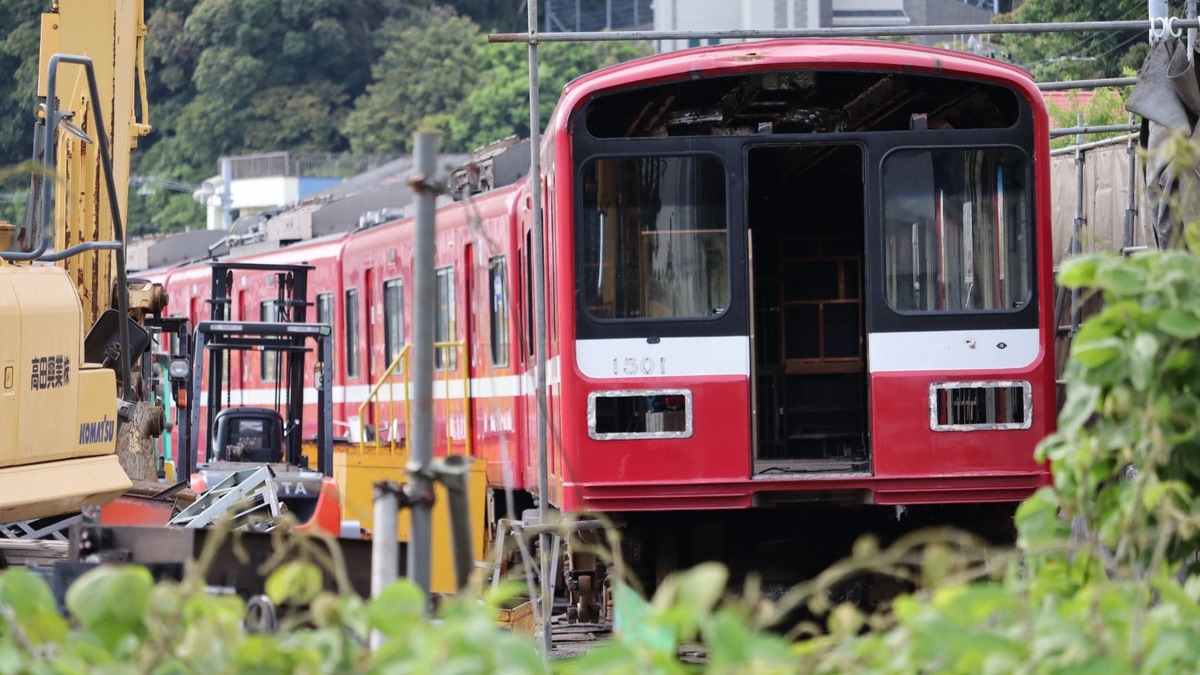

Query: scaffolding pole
491;18;1200;44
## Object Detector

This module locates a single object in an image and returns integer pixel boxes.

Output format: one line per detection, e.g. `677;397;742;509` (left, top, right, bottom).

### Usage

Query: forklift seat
213;407;285;464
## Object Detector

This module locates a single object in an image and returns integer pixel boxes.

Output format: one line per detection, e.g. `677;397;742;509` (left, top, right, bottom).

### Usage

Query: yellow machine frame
0;265;130;522
38;0;152;329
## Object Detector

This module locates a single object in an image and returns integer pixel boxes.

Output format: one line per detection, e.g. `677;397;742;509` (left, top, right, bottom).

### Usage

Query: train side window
383;278;404;369
524;232;534;358
435;267;457;371
317;292;334;349
316;292;333;326
488;256;510;367
345;289;360;378
259;301;277;382
882;147;1031;313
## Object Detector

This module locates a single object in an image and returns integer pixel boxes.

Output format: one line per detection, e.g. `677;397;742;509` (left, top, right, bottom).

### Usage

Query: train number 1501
613;357;666;376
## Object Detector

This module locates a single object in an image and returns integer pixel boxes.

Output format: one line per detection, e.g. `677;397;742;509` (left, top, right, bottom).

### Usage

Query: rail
357;341;472;457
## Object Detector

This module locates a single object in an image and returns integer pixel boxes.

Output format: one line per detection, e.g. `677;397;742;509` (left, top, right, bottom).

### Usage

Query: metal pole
1049;133;1138;156
1150;0;1170;41
408;133;438;599
370;481;401;650
1039;78;1138;91
527;0;554;655
489;18;1200;43
1071;113;1085;335
438;455;475;592
1124;113;1139;250
1190;0;1197;58
220;157;233;230
1050;123;1140;138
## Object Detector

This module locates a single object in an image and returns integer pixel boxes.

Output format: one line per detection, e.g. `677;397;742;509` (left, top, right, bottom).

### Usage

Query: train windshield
580;155;729;320
882;147;1031;313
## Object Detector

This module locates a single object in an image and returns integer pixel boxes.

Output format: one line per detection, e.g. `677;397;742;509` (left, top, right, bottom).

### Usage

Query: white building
653;0;997;52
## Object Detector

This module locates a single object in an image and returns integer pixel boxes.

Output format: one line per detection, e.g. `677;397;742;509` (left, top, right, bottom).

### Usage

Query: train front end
547;40;1054;518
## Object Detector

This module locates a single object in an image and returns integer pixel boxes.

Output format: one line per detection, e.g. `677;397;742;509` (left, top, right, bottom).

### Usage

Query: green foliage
13;235;1200;674
0;1;42;168
992;0;1143;81
342;9;484;154
449;39;652;153
18;207;1200;673
1046;88;1133;150
0;562;546;674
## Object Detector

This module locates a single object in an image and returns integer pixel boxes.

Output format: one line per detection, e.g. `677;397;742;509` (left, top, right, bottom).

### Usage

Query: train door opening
747;144;869;474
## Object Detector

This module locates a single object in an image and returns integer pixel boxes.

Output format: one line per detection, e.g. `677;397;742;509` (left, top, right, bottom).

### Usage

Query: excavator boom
37;0;151;327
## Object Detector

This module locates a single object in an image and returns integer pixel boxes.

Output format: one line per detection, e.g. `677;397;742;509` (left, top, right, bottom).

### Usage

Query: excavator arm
36;0;153;326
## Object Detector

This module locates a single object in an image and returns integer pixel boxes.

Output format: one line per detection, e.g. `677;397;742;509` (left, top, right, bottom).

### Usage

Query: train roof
340;180;525;254
552;39;1043;138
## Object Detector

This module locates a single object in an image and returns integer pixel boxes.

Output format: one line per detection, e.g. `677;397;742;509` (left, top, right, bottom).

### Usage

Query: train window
588;389;693;440
317;293;334;350
435;267;457;371
345;289;360;378
383;278;404;369
580;155;729;320
259;301;277;382
882;148;1031;313
524;235;533;358
585;71;1020;138
489;256;509;367
317;293;333;326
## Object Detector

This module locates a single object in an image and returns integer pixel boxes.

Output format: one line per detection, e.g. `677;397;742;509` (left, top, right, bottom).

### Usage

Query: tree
0;0;43;168
993;0;1144;82
450;39;653;153
342;7;484;154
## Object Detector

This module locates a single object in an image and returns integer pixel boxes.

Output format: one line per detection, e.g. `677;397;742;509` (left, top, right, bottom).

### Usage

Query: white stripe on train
207;327;1040;406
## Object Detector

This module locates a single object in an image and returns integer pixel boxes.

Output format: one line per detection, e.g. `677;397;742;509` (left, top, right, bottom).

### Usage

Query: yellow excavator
0;0;166;525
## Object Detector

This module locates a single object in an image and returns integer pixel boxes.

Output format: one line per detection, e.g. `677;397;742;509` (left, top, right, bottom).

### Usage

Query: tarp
1126;37;1200;248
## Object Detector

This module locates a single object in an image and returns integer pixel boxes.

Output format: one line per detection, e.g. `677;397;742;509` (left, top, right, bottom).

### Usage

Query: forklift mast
176;262;333;481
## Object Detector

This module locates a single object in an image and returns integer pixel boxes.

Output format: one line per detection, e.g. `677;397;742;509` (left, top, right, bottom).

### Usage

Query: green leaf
264;561;323;606
367;580;426;638
234;635;291;673
670;562;727;619
612;582;676;658
1058;383;1100;432
1015;488;1067;549
64;565;153;651
1157;308;1200;339
1070;336;1123;369
1094;257;1147;296
1128;332;1160;392
0;568;67;644
1057;255;1101;288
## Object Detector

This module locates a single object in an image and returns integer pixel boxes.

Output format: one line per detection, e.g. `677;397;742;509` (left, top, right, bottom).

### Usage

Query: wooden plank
0;540;68;566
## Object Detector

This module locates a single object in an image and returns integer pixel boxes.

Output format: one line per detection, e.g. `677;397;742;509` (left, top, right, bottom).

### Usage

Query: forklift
166;261;341;534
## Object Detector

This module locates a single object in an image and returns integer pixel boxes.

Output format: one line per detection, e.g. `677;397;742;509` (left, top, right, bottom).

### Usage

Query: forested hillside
0;1;649;234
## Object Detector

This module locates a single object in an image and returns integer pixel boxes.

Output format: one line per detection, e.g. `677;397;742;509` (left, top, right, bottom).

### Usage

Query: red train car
540;39;1054;511
339;183;525;487
154;234;348;460
151;39;1054;592
525;38;1054;585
